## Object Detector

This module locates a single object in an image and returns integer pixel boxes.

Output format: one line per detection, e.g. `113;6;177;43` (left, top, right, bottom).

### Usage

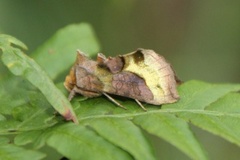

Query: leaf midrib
79;109;240;121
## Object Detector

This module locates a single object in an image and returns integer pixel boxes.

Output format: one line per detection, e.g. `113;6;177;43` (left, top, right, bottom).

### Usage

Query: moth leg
135;99;147;111
68;86;101;101
102;92;126;110
68;86;77;101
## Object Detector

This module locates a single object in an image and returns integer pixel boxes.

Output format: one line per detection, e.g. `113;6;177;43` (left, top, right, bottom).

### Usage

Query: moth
64;48;180;110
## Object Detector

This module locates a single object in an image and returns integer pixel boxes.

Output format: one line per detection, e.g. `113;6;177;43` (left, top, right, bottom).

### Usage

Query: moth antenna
135;99;147;111
102;92;127;110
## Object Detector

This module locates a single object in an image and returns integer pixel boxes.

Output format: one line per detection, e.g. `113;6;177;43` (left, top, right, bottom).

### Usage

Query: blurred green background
0;1;239;159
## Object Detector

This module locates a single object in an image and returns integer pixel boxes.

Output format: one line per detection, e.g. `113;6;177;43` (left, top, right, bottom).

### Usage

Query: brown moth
64;48;180;110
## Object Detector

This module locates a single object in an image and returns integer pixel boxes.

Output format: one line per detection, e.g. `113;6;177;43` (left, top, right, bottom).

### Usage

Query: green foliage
0;34;77;123
0;144;45;160
0;23;240;160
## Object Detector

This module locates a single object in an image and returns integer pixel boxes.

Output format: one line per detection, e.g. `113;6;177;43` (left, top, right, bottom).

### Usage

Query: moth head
64;66;76;92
